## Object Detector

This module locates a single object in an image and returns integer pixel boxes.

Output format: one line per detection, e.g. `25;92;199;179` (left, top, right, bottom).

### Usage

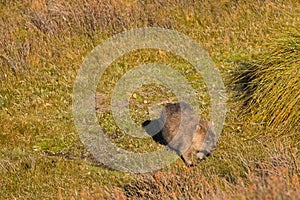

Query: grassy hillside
1;0;299;199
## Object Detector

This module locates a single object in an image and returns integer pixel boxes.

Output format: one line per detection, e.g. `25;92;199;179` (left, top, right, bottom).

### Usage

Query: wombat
142;102;217;166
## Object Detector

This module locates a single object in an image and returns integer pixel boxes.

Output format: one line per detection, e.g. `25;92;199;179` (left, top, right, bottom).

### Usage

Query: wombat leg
181;149;193;166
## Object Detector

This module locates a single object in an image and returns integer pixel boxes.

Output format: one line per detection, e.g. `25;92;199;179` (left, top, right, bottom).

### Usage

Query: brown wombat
142;102;217;166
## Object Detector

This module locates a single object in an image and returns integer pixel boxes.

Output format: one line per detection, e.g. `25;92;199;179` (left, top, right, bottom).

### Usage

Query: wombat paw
196;150;211;161
185;160;195;167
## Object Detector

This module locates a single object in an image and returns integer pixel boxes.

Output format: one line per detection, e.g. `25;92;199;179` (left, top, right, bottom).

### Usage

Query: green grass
1;0;300;199
232;27;300;137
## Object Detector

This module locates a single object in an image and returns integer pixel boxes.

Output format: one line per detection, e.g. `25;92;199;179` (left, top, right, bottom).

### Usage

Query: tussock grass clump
233;27;300;135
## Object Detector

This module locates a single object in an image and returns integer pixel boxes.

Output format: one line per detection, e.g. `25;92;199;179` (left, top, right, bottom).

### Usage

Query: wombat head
196;122;217;160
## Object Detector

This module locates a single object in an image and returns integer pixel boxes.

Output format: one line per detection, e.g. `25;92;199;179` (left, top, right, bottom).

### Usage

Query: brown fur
142;102;217;166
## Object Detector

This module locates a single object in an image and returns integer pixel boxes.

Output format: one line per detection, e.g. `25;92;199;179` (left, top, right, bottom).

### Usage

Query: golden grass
74;139;300;199
233;26;300;136
1;0;300;199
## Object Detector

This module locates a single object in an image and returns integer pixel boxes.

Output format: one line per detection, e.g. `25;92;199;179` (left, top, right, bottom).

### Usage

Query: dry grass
124;165;300;200
74;139;300;199
1;0;300;199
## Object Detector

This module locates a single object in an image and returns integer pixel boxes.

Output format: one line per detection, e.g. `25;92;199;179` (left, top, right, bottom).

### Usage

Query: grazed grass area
1;0;300;199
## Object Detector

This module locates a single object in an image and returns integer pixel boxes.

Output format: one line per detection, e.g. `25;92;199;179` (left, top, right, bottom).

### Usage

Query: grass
232;27;300;136
1;0;300;199
68;137;300;199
